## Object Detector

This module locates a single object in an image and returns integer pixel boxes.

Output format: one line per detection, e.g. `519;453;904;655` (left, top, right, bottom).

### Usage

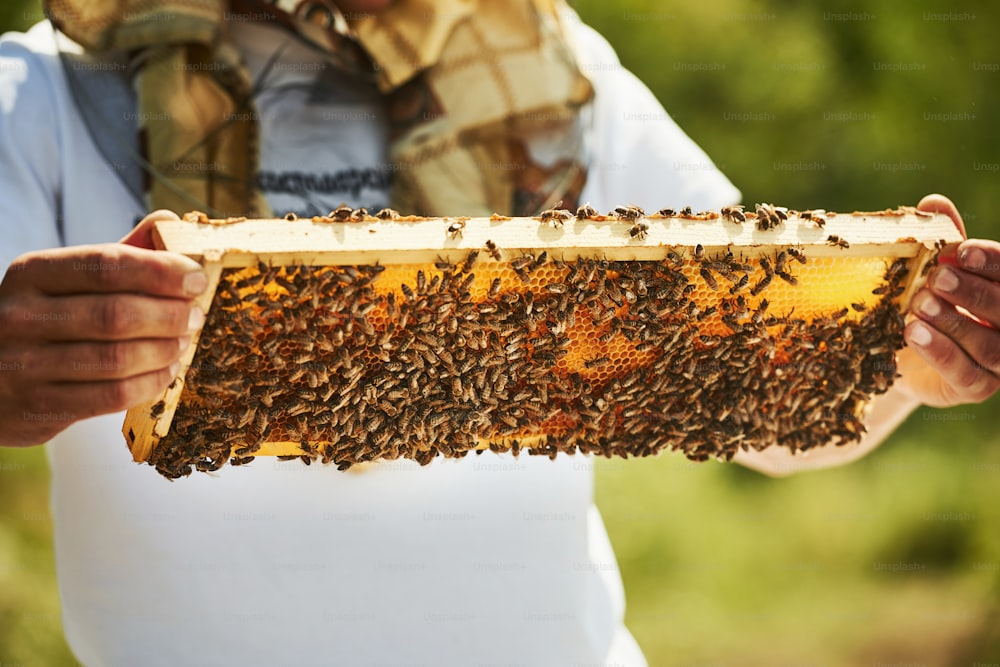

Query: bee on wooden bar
484;240;502;261
447;219;466;239
510;254;534;272
787;247;807;264
375;208;400;220
613;204;644;221
827;235;850;249
462;249;479;272
680;206;693;216
330;204;353;221
540;208;573;227
720;205;746;223
576;203;598;219
629;221;650;240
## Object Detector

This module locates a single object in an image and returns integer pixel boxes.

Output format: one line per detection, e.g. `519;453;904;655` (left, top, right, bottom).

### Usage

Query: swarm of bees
145;211;918;478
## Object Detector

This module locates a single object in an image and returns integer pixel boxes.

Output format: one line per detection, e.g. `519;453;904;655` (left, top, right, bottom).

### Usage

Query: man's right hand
0;211;207;447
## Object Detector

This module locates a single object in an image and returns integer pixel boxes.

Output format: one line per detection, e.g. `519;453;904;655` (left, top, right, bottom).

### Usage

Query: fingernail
960;246;986;270
916;292;940;318
909;322;933;347
187;307;204;331
933;266;959;293
168;361;180;378
178;334;191;352
183;271;208;296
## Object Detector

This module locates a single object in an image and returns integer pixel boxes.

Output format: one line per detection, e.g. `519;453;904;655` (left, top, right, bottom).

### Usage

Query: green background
1;1;998;665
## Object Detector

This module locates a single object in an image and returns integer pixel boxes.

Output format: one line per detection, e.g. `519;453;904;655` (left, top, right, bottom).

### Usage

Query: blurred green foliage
2;0;999;665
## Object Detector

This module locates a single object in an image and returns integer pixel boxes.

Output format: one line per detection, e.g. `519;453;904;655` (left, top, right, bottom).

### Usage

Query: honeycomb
131;205;944;479
126;207;956;478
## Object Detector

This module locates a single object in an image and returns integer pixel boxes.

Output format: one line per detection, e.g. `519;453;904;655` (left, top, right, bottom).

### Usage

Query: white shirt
0;13;738;667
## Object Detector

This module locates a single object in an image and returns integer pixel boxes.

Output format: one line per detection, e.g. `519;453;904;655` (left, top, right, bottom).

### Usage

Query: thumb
120;210;180;249
916;194;966;238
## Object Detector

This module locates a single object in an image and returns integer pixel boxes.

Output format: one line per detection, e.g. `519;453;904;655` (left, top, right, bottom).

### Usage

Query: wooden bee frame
123;207;963;478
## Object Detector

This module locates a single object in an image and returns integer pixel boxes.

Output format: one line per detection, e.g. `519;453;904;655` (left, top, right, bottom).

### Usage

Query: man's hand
0;211;207;447
897;194;1000;408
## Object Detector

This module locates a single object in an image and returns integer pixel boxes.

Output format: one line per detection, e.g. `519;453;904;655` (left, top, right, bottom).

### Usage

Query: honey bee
447;219;466;239
283;212;298;221
720;205;746;223
775;269;797;285
699;267;718;290
613;204;644;221
629;221;650;240
749;273;772;296
584;356;611;369
488;277;502;299
349;207;368;222
510;254;534;271
729;274;749;294
851;302;866;312
754;203;778;230
531;251;548;270
484;240;502;261
884;259;909;283
462;249;479;272
771;253;787;276
826;235;850;249
375;208;400;220
787;247;807;264
330;204;353;221
540;208;573;227
694;243;705;260
800;210;826;227
679;206;693;216
545;282;567;294
576;203;598;219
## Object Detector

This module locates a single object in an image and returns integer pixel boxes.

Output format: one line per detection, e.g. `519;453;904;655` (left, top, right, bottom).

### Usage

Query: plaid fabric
44;0;593;217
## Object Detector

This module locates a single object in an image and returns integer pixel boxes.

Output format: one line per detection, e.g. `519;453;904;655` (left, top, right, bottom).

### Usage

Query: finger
7;293;203;341
35;365;181;421
905;318;1000;404
10;337;191;382
926;263;1000;330
3;243;208;298
911;288;1000;377
120;209;180;249
917;193;967;238
935;238;1000;282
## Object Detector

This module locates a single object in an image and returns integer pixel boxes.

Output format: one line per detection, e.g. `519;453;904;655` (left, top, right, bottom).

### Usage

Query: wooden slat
122;255;224;462
150;210;962;266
